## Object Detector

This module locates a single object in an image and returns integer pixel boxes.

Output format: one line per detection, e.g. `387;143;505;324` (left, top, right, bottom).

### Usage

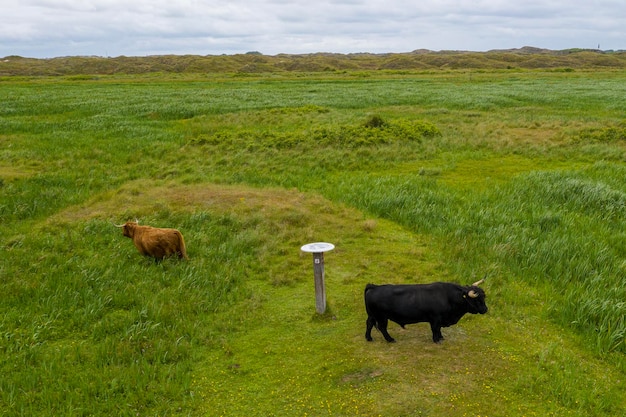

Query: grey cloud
1;0;624;58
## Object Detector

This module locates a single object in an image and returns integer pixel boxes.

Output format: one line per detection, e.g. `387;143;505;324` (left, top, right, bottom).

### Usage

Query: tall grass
330;162;626;354
1;214;261;415
2;70;626;415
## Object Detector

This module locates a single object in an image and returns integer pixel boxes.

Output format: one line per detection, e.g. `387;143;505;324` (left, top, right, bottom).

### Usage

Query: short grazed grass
1;70;626;416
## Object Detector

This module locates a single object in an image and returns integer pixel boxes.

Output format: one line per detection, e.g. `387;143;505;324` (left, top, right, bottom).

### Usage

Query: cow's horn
472;275;486;287
468;290;479;298
112;222;125;228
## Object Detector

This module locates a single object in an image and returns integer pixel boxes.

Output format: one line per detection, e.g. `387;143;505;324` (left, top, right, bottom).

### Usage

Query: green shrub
578;124;626;142
188;117;440;149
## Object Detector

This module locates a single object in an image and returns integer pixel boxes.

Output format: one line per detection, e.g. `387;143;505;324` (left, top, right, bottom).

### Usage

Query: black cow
364;279;487;343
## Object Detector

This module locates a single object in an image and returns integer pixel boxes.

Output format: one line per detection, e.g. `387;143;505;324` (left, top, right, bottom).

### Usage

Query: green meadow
1;69;626;416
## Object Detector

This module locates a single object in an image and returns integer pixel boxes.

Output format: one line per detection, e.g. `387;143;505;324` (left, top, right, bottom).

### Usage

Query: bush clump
189;117;440;149
362;114;386;128
311;117;440;147
577;124;626;142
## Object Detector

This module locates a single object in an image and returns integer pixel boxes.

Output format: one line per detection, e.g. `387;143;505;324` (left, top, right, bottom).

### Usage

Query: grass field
1;69;626;416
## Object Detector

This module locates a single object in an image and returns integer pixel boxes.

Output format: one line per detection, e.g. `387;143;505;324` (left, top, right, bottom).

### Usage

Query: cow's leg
377;318;396;343
365;316;376;341
429;322;444;343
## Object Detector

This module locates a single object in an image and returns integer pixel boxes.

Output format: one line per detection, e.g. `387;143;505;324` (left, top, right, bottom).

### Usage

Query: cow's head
464;278;488;314
114;220;139;238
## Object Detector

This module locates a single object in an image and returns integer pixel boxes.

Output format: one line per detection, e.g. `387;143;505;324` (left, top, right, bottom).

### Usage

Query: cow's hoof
386;339;396;343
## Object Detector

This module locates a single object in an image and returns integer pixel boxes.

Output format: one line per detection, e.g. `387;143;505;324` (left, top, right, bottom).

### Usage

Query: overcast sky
2;0;624;58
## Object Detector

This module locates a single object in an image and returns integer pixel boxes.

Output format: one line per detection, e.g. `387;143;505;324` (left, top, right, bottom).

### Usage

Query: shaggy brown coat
119;221;188;260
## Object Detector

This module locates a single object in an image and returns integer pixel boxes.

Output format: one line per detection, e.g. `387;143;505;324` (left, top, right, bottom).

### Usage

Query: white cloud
1;0;624;58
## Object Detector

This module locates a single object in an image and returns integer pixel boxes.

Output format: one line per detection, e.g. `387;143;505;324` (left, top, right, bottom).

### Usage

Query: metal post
301;242;335;314
312;252;326;314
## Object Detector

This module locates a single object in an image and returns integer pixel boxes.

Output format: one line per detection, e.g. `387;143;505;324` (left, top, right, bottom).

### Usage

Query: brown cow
115;221;188;261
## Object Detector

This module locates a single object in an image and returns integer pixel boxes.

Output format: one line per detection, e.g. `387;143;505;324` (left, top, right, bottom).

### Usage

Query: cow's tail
364;283;377;314
364;284;380;333
178;231;189;260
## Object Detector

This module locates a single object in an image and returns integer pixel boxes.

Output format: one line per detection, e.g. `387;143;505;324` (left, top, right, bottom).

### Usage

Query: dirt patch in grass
0;165;38;181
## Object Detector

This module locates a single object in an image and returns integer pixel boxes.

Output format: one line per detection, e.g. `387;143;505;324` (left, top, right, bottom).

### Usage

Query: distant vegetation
2;46;626;76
